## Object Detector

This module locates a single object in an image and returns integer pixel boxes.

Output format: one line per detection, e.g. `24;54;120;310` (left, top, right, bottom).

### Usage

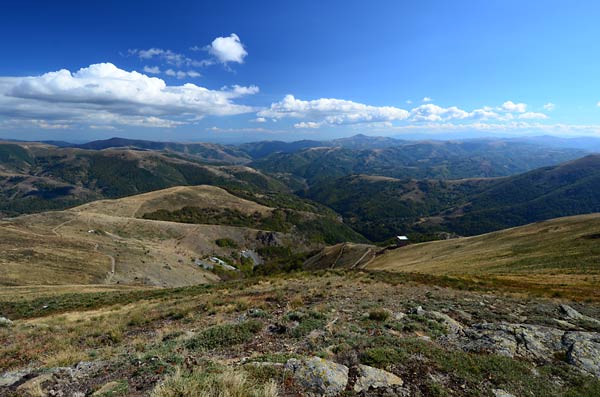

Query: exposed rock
15;373;53;397
285;357;348;397
285;357;404;396
492;389;516;397
0;368;32;387
458;323;564;359
0;316;13;327
560;304;600;326
353;364;403;392
428;311;464;335
449;322;600;378
564;332;600;378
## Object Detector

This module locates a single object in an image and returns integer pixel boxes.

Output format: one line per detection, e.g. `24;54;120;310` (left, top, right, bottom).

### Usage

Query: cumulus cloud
294;121;321;129
543;102;556;111
501;100;527;113
164;69;201;79
143;66;161;74
0;63;258;129
257;95;548;129
410;104;470;122
258;95;410;126
251;117;267;123
207;33;248;64
422;97;432;102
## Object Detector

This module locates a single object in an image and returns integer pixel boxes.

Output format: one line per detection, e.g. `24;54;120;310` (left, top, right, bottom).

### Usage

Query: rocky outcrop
285;356;404;396
353;364;403;392
285;357;349;396
560;304;600;327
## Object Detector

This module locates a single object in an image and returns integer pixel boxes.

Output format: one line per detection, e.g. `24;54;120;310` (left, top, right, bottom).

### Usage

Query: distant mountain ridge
306;154;600;241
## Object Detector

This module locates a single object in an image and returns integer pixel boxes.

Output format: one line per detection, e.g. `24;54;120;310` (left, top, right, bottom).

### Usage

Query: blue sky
1;0;600;143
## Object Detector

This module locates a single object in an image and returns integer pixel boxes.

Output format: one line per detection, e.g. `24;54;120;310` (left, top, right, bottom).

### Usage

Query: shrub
185;320;263;350
368;309;391;322
151;367;278;397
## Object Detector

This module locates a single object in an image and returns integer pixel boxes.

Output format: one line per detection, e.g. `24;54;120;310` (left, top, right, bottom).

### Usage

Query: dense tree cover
304;155;600;241
252;141;586;186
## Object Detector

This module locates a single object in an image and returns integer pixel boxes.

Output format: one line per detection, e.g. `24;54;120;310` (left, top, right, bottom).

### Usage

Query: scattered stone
393;312;406;321
285;357;404;396
0;316;13;327
285;357;348;397
492;389;516;397
353;364;403;392
428;311;464;335
408;306;425;315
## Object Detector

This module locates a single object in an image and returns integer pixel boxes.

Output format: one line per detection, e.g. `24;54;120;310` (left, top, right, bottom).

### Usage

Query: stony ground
1;270;600;396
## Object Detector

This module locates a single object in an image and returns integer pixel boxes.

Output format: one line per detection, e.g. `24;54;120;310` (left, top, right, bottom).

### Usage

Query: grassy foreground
1;271;600;396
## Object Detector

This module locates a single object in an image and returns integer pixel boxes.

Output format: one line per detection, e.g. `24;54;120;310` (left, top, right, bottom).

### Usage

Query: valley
1;135;600;396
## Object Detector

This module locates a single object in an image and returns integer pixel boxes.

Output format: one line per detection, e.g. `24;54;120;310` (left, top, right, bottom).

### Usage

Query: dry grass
368;213;600;298
151;367;278;397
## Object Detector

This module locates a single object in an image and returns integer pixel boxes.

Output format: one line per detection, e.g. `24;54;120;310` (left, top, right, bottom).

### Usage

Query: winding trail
51;213;118;283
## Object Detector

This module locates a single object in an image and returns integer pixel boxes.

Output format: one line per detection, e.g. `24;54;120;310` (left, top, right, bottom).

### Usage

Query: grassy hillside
368;213;600;297
0;184;363;286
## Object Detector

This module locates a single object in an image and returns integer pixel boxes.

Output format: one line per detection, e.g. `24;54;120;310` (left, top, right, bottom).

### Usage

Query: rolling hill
367;213;600;295
0;184;365;286
0;142;287;217
70;137;251;164
252;139;587;186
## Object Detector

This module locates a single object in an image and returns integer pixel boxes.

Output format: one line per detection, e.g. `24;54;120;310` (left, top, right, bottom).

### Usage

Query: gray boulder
285;357;349;396
353;364;403;392
0;316;13;327
564;332;600;378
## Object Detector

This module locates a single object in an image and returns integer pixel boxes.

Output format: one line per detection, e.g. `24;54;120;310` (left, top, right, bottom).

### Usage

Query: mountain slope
72;137;251;164
440;154;600;235
305;155;600;241
368;213;600;294
0;142;287;217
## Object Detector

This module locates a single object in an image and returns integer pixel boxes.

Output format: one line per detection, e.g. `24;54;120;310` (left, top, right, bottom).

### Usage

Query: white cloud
410;104;470;122
501;100;527;113
543;102;556;111
518;112;548;120
143;66;161;74
0;63;258;129
405;100;413;104
207;33;247;64
131;48;194;67
257;95;549;129
251;117;267;123
186;70;201;78
258;95;410;126
422;97;432;102
165;69;200;79
294;121;321;129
